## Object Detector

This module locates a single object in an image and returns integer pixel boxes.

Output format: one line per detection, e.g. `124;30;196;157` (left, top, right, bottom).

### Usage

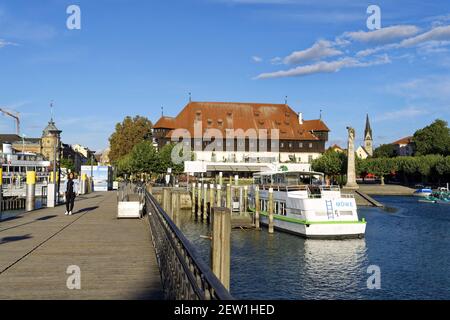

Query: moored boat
413;185;433;198
248;171;366;239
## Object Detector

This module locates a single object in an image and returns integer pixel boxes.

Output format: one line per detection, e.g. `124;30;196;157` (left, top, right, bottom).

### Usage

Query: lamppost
49;129;62;206
21;134;26;156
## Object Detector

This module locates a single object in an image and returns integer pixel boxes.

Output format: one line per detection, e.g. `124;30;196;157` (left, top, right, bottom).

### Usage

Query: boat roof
254;170;324;177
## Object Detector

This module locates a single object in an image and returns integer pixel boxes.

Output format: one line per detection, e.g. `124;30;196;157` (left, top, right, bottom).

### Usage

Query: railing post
26;171;36;212
211;207;231;291
268;188;274;234
255;185;260;230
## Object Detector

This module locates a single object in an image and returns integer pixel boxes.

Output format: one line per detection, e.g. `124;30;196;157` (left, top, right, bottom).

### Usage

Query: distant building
153;102;330;174
0;134;42;154
392;136;414;156
97;147;111;165
41;118;62;162
356;114;373;159
328;144;345;153
72;144;95;159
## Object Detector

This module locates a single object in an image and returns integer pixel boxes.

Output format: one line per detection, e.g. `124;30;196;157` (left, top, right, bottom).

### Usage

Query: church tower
364;114;373;157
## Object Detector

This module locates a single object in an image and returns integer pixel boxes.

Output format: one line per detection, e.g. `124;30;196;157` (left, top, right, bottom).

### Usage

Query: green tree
413;119;450;156
367;158;397;185
155;143;185;175
60;158;75;172
435;156;450;178
129;141;158;175
373;144;396;158
109;116;153;163
116;153;133;177
311;150;346;184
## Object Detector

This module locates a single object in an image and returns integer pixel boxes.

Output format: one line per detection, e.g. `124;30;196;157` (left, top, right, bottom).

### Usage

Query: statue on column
345;126;359;189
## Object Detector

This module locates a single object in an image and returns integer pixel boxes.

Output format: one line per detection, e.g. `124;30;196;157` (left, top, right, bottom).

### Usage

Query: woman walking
63;172;79;215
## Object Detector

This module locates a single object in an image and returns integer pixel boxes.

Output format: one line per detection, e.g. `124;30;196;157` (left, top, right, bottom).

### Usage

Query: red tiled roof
392;136;413;145
154;102;329;141
154;116;176;129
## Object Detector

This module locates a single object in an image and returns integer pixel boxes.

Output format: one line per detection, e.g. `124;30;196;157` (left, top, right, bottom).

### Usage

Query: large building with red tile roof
153;102;329;168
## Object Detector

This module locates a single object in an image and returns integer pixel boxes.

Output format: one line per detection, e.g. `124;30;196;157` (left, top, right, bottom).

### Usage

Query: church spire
364;113;372;140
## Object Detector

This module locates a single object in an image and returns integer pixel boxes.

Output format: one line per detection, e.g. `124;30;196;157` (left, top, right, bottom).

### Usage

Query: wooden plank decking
0;192;163;300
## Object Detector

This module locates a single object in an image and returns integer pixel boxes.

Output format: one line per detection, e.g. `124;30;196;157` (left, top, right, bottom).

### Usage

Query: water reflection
170;196;450;300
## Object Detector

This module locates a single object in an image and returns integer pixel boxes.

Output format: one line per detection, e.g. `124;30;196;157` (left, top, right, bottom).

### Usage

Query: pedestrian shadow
73;206;99;215
36;215;58;221
0;234;32;245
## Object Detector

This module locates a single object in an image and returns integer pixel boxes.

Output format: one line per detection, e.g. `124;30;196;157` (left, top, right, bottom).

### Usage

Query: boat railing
319;185;341;192
259;184;309;192
341;193;355;198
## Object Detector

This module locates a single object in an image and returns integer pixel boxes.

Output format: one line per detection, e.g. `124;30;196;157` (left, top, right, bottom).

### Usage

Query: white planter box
117;201;142;218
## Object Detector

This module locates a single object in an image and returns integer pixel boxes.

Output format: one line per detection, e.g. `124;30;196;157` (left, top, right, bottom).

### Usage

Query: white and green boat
249;171;366;239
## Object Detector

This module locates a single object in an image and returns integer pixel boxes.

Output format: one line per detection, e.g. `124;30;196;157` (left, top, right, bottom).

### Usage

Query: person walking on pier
63;172;79;216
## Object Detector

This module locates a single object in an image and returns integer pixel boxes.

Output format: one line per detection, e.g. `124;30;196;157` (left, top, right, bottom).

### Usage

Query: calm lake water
177;196;450;300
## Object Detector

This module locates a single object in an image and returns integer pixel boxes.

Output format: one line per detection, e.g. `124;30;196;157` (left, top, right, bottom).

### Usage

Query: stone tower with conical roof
364;114;373;157
41;118;62;162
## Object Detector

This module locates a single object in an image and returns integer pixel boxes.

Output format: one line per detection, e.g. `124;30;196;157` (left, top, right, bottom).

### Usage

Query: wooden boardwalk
0;192;163;300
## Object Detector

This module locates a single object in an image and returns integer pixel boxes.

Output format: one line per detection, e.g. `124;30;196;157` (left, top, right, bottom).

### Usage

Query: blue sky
0;0;449;151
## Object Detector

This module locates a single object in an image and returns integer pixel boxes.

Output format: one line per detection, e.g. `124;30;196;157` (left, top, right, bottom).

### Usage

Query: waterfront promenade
0;192;163;300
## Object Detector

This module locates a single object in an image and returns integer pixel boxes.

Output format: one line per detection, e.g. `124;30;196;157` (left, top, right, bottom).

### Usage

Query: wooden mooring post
203;184;208;221
197;183;202;218
211;207;231;290
226;184;231;210
209;184;215;218
268;188;274;234
255;185;260;230
216;185;222;207
191;182;196;214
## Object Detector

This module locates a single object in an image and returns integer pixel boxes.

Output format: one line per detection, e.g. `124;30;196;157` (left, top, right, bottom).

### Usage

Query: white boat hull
259;215;366;239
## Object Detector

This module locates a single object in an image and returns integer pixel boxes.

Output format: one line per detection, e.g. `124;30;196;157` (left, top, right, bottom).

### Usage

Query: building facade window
309;143;313;148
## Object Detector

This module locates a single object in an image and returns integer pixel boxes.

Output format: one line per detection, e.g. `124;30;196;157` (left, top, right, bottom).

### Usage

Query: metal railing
144;189;233;300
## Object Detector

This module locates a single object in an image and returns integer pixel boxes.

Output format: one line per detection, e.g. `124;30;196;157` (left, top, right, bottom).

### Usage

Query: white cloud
387;76;450;101
283;40;343;64
270;57;282;64
344;25;420;43
0;39;16;48
255;54;390;79
399;25;450;47
252;56;263;63
373;107;428;122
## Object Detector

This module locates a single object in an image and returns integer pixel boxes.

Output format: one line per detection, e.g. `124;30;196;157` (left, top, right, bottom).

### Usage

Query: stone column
345;126;359;189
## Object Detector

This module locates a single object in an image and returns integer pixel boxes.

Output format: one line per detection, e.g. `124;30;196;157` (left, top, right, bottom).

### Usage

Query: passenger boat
248;171;366;239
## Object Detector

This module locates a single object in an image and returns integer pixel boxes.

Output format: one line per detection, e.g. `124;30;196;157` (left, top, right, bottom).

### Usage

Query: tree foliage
108;116;153;163
311;150;346;182
115;142;186;178
413;119;450;156
60;158;75;172
373;144;396;158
